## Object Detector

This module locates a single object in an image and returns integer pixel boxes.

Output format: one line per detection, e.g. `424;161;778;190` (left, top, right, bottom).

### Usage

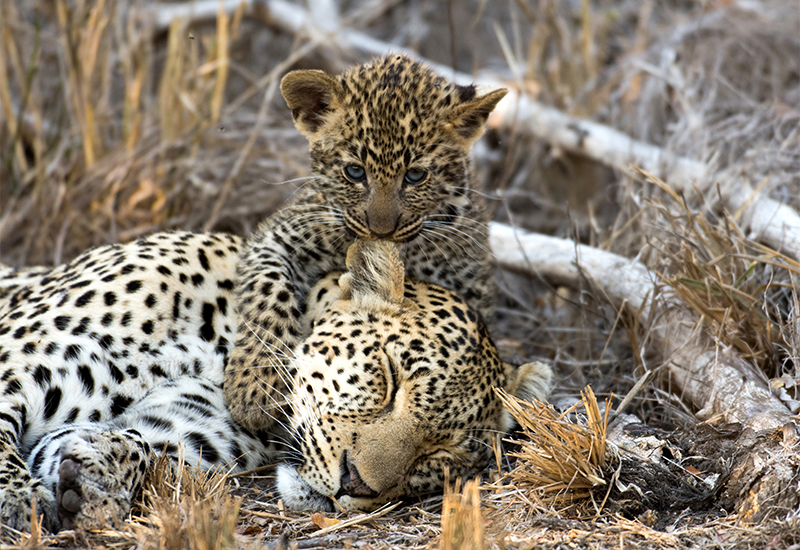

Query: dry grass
494;387;612;508
641;172;800;412
481;511;800;550
652;178;783;362
0;0;300;266
131;451;241;550
609;3;800;184
440;478;484;550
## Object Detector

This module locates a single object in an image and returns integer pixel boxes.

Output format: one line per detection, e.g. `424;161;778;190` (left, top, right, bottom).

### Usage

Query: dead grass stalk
440;477;484;550
132;450;241;550
495;386;612;505
645;173;800;411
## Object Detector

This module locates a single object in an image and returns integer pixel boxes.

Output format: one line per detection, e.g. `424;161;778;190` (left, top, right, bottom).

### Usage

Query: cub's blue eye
404;169;427;184
344;165;366;182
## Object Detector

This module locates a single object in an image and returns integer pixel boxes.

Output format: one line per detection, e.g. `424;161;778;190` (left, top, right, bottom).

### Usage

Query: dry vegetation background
1;0;799;548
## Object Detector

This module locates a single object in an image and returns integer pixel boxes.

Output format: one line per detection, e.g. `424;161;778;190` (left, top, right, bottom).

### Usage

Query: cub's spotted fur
226;54;508;436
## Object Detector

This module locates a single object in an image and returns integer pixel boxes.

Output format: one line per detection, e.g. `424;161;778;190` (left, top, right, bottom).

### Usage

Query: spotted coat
0;232;270;533
225;54;508;434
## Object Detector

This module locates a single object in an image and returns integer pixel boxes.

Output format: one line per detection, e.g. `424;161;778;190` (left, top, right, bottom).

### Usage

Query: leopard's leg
225;202;350;433
0;403;59;535
27;425;153;531
117;376;276;471
26;377;273;532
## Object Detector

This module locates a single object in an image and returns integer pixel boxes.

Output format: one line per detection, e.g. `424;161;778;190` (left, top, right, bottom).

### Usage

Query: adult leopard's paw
0;481;59;536
54;431;148;531
56;457;132;531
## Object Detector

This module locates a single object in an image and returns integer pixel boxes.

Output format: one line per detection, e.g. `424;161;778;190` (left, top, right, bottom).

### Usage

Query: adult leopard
0;236;550;531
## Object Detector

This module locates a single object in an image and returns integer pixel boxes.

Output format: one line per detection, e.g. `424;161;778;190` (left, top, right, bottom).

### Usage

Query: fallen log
489;222;793;432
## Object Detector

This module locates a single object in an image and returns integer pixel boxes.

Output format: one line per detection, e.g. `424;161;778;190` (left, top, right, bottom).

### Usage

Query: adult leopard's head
280;54;507;241
277;240;551;511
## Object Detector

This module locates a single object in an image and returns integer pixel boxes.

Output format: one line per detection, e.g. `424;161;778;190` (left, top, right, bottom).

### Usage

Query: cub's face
280;54;507;241
276;241;551;511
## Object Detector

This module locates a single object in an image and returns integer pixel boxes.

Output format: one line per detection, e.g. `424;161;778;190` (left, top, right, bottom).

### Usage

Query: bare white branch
490;222;793;431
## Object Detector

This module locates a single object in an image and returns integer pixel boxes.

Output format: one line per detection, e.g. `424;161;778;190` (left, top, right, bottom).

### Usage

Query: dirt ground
1;0;799;548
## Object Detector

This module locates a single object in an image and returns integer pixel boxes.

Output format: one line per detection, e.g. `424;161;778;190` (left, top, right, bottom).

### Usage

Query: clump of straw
133;450;241;550
496;386;611;504
648;176;790;366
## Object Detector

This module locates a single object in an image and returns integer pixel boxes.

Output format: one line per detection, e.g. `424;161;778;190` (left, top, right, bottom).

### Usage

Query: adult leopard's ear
280;70;344;137
339;240;405;306
447;86;508;144
499;361;553;432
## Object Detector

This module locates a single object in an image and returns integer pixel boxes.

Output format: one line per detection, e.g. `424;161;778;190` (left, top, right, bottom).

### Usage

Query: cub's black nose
335;450;379;499
366;212;401;239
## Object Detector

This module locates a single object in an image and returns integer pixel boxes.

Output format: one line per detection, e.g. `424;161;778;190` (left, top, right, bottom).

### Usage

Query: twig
263;531;373;550
227;462;276;478
612;370;654;420
203;71;276;232
315;501;401;537
241;509;293;521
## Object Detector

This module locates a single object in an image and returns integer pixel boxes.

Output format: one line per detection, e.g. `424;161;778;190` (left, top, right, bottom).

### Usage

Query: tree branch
490;222;793;431
486;98;800;261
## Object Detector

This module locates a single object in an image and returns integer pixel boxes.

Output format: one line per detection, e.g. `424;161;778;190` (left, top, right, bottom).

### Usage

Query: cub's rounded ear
500;361;553;432
447;86;508;144
280;70;344;137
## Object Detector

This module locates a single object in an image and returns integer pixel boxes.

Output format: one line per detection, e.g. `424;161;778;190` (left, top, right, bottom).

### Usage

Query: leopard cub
225;54;509;434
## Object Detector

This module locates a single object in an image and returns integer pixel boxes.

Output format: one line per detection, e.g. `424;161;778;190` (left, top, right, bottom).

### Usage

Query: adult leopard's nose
336;450;379;499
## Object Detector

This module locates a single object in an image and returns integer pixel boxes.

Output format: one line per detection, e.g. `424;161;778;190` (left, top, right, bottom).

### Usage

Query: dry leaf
241;525;262;535
684;465;703;476
311;512;341;529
